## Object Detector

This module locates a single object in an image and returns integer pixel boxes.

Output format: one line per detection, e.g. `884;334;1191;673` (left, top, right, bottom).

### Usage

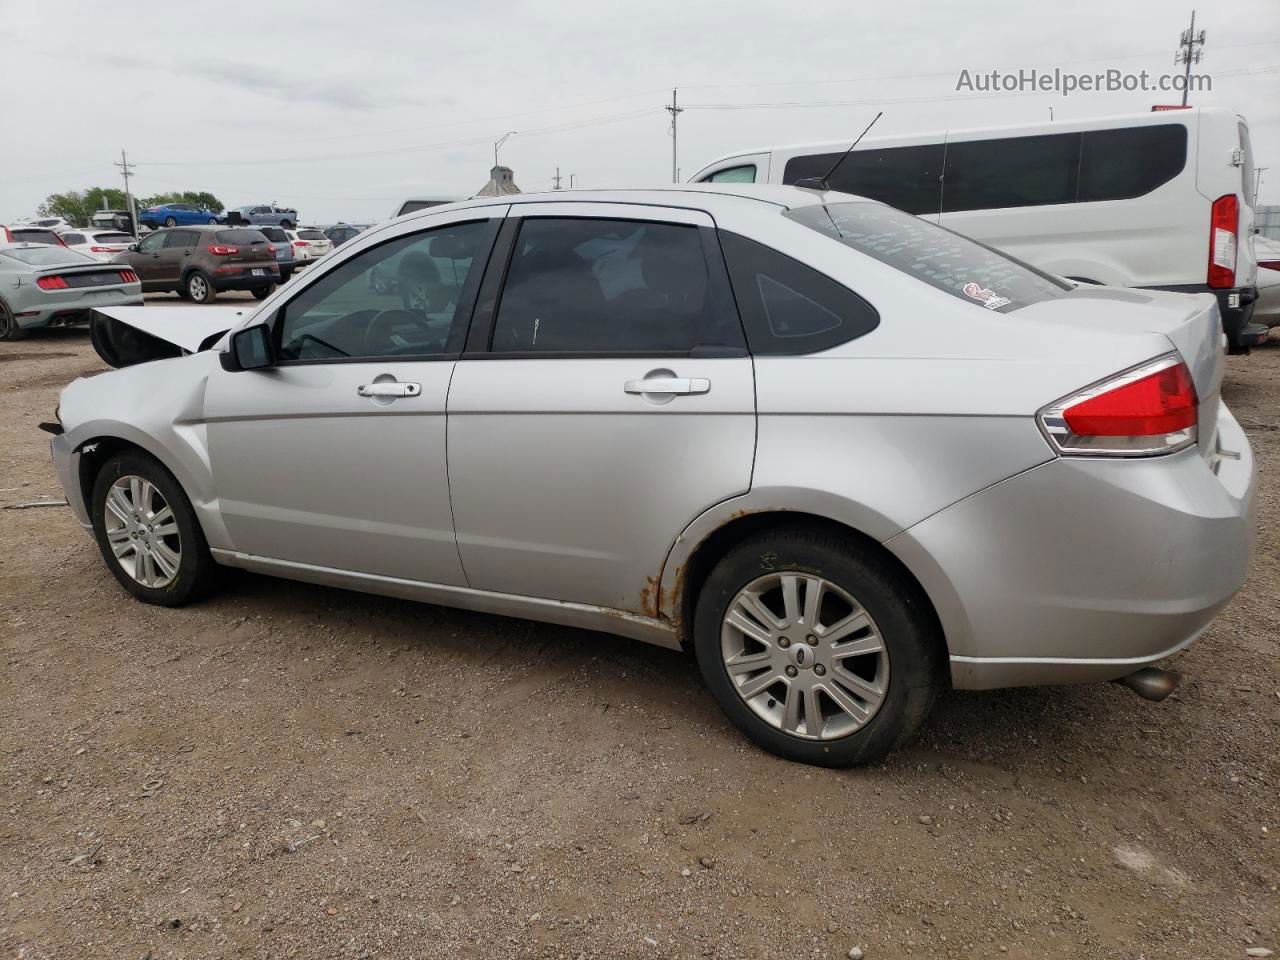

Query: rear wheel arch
671;510;949;665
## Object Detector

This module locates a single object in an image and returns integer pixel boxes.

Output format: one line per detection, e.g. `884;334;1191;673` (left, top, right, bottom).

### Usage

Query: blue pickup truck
225;204;299;228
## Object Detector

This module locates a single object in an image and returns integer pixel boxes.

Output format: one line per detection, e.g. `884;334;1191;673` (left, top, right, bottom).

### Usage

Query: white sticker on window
963;282;1012;310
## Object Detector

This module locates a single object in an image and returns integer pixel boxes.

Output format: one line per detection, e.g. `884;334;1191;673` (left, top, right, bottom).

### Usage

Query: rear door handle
357;381;422;398
624;377;710;396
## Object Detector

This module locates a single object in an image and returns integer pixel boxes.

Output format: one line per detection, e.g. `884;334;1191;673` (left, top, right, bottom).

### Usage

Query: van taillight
1038;355;1198;457
1207;194;1238;289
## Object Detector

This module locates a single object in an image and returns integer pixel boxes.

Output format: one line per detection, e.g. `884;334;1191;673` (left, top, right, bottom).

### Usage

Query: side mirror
220;323;274;372
128;243;139;252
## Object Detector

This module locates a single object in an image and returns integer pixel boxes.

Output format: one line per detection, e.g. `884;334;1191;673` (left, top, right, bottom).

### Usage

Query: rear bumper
888;402;1257;690
1139;283;1258;348
211;265;280;290
17;290;144;329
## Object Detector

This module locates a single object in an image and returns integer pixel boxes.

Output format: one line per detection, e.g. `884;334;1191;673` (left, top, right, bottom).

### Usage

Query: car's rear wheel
0;298;26;341
251;284;276;300
693;527;944;767
164;216;177;227
280;219;294;229
186;270;215;304
90;450;217;606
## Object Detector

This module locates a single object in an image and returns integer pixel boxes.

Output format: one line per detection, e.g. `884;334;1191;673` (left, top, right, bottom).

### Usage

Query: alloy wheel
188;275;208;301
720;572;889;740
103;475;182;588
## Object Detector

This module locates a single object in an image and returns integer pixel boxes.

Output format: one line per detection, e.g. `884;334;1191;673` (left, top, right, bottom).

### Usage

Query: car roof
419;184;844;218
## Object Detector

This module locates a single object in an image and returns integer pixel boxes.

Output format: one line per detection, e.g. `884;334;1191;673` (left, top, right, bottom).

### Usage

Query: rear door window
163;230;197;248
490;217;743;354
787;202;1069;313
942;133;1080;212
719;231;879;354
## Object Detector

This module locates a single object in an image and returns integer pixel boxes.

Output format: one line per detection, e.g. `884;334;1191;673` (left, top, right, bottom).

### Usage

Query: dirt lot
2;302;1277;960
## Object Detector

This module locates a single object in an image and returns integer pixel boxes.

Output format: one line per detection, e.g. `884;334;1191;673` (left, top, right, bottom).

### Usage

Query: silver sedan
0;242;142;339
46;186;1256;765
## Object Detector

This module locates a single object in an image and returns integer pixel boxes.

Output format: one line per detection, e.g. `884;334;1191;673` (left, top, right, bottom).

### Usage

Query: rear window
10;229;60;244
298;229;326;240
786;202;1069;313
91;232;133;243
256;227;287;241
216;229;268;244
0;245;91;266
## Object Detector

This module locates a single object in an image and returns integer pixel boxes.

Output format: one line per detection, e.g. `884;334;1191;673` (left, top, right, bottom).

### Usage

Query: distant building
476;165;521;197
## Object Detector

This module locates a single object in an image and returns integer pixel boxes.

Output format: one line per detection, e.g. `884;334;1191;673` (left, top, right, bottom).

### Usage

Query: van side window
784;145;945;216
719;231;879;355
703;165;757;184
942;133;1080;212
1078;124;1187;202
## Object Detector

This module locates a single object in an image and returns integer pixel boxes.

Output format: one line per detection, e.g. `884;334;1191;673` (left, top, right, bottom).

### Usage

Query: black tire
185;270;215;304
207;217;216;224
163;216;177;227
280;219;294;230
692;526;945;767
251;284;276;300
90;450;218;607
0;298;26;341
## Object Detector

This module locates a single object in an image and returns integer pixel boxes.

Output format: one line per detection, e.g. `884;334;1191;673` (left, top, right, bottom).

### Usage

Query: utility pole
1174;10;1206;107
494;131;517;169
553;167;562;190
114;149;139;238
1255;167;1268;203
569;173;577;188
665;88;683;184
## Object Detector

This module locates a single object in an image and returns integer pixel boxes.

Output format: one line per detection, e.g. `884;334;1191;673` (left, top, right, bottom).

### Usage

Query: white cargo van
691;107;1263;348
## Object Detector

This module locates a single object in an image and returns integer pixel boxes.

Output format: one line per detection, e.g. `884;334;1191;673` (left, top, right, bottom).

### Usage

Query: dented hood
90;305;248;368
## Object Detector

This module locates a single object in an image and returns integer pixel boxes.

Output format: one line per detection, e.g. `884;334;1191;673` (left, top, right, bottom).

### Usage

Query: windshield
1;245;94;266
785;202;1070;313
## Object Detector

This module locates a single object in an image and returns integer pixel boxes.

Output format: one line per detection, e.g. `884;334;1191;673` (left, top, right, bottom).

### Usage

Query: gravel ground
2;303;1277;960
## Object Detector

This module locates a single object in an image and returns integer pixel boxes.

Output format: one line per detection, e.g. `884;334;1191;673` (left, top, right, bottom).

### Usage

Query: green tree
38;187;130;227
138;190;224;214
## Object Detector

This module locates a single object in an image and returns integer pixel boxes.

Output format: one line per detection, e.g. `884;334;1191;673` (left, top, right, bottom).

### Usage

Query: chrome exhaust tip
1115;667;1180;702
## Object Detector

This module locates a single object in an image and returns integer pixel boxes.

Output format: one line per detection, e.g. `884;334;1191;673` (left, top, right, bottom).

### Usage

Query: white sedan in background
59;229;136;263
1252;235;1280;328
285;228;333;262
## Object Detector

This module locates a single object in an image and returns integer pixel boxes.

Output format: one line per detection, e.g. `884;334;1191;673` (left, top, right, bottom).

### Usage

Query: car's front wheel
693;527;944;767
186;270;215;304
207;218;216;224
90;450;217;606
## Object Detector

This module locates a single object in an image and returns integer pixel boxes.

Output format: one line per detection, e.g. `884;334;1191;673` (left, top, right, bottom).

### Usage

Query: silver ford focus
47;185;1256;766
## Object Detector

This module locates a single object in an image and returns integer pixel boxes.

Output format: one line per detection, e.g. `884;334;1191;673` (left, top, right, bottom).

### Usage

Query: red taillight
207;244;239;255
36;275;69;290
90;245;120;253
118;270;138;283
267;244;276;254
1207;194;1238;289
1039;356;1198;457
293;240;309;247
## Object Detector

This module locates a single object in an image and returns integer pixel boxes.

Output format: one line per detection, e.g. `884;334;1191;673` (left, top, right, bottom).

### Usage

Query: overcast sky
2;0;1276;224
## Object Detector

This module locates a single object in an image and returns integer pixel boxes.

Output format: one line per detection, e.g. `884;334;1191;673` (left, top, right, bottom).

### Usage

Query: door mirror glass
223;323;274;371
128;243;138;252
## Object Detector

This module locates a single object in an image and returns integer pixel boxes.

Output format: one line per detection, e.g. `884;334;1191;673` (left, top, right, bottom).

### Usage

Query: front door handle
623;376;710;396
357;381;422;398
